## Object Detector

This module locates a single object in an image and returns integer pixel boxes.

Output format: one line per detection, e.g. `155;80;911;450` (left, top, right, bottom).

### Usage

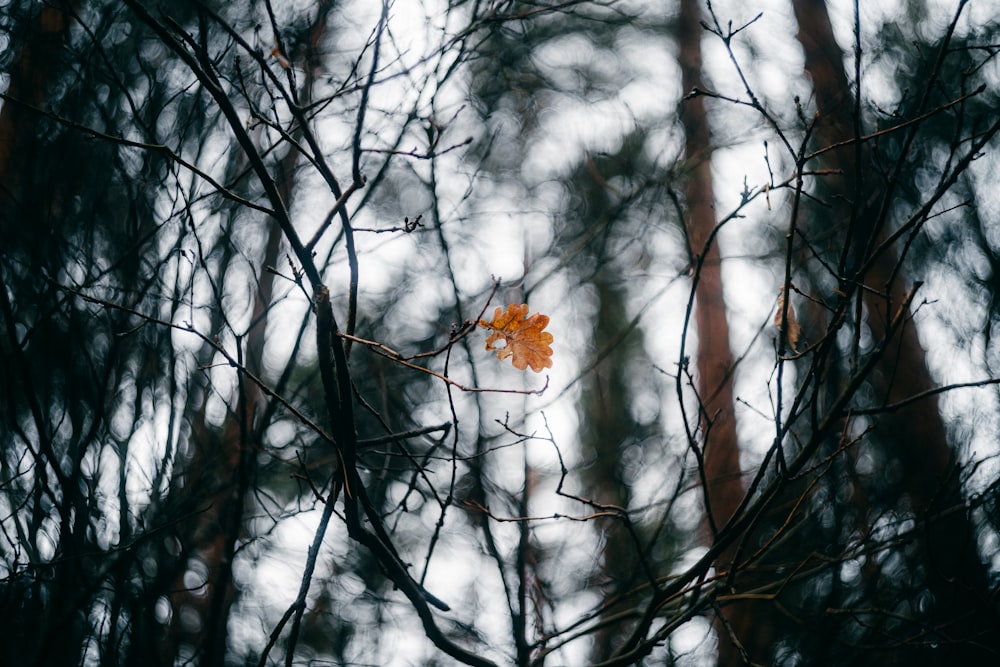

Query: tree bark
0;1;79;231
158;6;336;662
676;1;757;664
791;0;1000;660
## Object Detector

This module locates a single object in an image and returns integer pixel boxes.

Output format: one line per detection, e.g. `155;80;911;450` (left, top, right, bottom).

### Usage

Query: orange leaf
478;303;554;372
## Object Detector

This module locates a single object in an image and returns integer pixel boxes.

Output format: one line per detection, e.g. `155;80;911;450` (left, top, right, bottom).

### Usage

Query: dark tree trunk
791;0;1000;661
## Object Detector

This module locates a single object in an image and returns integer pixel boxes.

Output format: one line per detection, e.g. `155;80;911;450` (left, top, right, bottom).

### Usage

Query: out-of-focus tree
688;1;1000;664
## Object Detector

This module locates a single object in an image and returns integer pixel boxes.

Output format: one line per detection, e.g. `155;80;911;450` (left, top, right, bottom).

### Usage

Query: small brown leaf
271;46;291;69
478;303;554;372
774;286;801;350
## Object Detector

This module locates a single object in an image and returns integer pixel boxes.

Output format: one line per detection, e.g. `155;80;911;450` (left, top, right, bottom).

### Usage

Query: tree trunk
0;1;78;220
676;1;758;664
159;7;336;662
791;0;1000;660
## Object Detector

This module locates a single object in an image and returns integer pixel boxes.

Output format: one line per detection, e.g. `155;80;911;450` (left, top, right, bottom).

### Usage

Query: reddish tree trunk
791;0;999;659
676;1;757;663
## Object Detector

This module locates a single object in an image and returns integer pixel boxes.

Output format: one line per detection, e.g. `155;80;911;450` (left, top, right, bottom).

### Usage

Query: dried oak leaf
478;303;554;372
774;285;801;351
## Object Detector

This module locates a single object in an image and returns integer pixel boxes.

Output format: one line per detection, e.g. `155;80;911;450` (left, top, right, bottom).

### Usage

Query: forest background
2;0;1000;665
